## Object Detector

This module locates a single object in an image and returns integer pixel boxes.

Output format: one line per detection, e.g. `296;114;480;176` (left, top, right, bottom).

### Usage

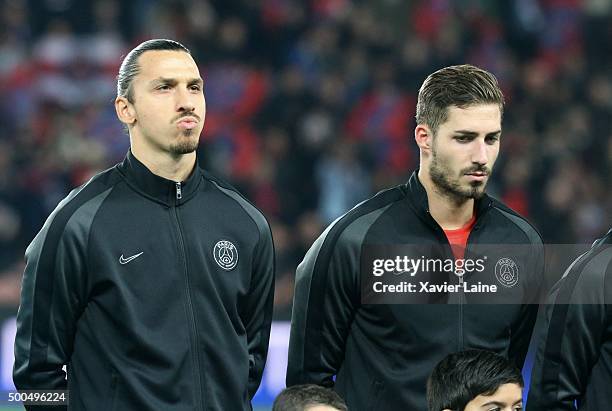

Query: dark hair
116;39;191;102
416;64;504;136
273;385;348;411
427;350;524;411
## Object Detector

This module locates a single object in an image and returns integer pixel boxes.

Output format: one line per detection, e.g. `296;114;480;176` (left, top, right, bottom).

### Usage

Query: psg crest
213;240;238;271
495;257;519;288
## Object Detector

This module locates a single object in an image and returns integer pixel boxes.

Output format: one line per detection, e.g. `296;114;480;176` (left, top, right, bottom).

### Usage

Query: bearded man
287;64;543;410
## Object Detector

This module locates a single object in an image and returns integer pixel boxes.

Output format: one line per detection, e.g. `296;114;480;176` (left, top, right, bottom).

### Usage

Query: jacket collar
118;150;203;206
405;170;492;218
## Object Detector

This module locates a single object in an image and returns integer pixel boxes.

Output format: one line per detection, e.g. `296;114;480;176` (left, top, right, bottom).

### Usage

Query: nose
471;140;488;166
175;87;195;113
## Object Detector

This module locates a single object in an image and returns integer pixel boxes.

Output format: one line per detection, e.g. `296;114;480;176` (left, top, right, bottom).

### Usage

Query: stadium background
0;0;610;409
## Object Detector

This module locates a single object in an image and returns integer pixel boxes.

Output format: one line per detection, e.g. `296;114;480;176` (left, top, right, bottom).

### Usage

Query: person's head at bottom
427;350;523;411
273;384;348;411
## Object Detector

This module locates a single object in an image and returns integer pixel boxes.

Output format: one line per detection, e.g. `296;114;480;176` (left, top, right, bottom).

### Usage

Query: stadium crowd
0;0;610;319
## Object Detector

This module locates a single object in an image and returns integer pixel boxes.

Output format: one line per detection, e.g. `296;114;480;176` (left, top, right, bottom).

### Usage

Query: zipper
425;209;463;349
426;203;492;351
368;380;385;410
458;281;464;350
110;370;119;411
173;206;204;410
458;227;467;351
176;182;182;200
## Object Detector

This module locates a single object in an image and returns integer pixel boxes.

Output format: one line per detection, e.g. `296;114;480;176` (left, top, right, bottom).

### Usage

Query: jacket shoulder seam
490;201;543;243
43;169;121;244
317;186;406;252
204;172;270;242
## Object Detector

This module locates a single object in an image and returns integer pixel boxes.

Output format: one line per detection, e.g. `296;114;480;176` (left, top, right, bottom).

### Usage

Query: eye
156;84;171;91
454;135;472;143
189;84;202;91
485;135;500;144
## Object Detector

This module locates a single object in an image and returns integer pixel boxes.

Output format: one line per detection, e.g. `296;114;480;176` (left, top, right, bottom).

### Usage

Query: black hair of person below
273;384;348;411
427;349;524;411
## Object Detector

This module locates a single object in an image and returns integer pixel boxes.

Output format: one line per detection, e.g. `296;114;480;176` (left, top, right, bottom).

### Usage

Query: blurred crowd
0;0;610;318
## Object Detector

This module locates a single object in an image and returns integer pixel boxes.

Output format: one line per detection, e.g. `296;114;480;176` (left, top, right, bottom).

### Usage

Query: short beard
169;134;199;155
429;148;487;203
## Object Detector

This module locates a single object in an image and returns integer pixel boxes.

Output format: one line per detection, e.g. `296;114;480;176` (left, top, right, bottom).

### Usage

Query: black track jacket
287;172;543;410
527;229;612;411
13;151;275;410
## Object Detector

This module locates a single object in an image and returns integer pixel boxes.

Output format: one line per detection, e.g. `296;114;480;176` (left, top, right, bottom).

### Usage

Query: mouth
176;117;198;130
465;171;488;181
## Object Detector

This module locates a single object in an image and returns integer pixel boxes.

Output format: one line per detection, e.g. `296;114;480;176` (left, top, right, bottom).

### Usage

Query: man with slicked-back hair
13;39;275;411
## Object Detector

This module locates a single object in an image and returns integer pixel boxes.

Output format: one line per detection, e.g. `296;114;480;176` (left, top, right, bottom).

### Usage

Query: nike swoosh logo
119;252;144;265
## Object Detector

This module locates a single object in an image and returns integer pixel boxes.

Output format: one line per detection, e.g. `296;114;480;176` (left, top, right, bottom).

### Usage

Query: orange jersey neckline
443;214;477;260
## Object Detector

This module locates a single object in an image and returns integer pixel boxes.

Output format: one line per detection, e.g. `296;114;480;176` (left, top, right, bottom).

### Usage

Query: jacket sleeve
243;223;275;399
13;206;88;398
527;251;611;411
286;225;360;387
508;240;544;369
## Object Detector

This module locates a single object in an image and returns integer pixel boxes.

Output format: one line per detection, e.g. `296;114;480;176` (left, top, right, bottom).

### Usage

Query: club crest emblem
213;240;238;271
495;257;519;288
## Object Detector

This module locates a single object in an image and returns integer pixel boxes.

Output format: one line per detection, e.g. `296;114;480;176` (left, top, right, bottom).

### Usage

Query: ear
415;124;433;152
115;96;136;127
